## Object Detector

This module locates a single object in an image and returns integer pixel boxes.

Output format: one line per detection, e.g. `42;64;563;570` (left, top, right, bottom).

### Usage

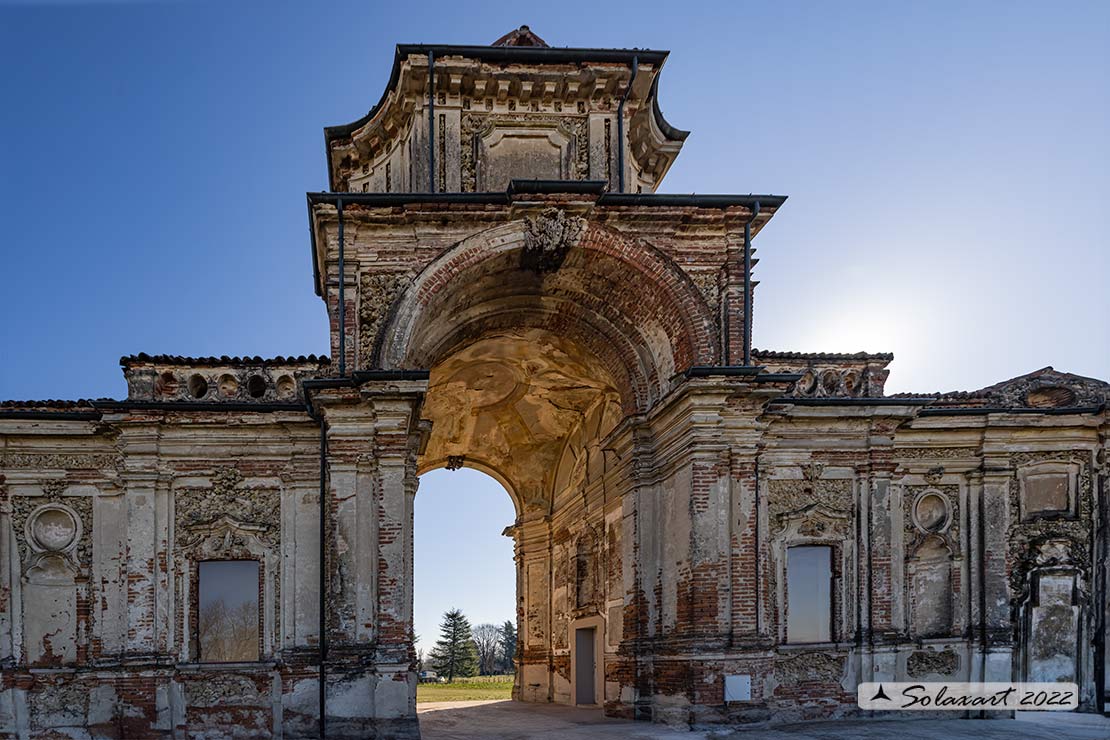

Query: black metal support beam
307;190;784;209
299;383;331;739
428;50;435;194
337;198;346;377
616;55;638;193
317;413;328;738
742;201;760;366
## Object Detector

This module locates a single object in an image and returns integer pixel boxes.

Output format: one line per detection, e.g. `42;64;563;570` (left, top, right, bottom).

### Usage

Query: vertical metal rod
337;198;346;376
867;477;875;651
318;414;328;737
742;201;760;366
977;479;988;711
616;56;638;193
722;295;731;365
428;50;436;193
855;474;864;645
1095;461;1107;713
754;453;762;635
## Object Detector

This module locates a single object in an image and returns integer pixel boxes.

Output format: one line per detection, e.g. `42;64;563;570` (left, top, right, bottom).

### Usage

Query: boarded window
198;560;260;662
1023;473;1069;516
786;546;832;643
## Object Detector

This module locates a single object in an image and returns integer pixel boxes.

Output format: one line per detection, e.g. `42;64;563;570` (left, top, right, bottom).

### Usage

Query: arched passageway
413;467;516;683
309;200;796;733
394;219;692;706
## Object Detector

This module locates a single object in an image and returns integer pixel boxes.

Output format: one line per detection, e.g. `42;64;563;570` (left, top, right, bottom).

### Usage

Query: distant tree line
420;609;517;682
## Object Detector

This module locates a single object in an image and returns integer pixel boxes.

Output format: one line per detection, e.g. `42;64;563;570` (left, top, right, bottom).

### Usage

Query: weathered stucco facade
2;27;1108;739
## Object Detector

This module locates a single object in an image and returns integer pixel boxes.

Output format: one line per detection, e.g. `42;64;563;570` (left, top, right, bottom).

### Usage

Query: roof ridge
120;353;331;367
752;348;894;361
0;398;108;408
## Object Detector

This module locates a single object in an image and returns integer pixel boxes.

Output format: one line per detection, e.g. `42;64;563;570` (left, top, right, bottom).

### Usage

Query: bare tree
471;623;502;675
199;599;258;662
198;599;228;660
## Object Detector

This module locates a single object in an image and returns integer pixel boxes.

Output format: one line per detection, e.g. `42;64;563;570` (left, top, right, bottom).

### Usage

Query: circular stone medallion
913;492;949;533
28;505;80;553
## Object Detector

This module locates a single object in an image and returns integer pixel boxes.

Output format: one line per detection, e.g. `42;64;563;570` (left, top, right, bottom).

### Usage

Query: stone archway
373;215;717;708
309;197;793;736
375;215;719;412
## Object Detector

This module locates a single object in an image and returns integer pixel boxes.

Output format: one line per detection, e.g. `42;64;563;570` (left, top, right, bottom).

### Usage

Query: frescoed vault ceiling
419;328;622;514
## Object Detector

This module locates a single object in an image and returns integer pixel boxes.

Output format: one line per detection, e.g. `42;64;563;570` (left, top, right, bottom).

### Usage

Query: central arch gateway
307;188;791;729
399;215;726;707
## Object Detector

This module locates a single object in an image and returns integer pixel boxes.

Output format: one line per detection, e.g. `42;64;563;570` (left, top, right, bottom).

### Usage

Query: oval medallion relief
26;504;82;553
913;491;949;533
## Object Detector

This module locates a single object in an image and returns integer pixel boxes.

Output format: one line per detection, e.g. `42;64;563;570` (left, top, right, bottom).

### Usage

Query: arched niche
908;535;955;638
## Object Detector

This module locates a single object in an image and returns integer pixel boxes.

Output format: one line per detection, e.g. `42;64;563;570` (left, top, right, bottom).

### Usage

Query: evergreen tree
428;608;478;682
498;619;517;674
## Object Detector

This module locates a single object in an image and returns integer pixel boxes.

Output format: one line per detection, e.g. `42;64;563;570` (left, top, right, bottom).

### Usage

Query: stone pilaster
730;451;761;642
114;422;165;662
632;376;787;723
0;478;11;664
980;458;1014;682
517;515;554;703
316;380;425;738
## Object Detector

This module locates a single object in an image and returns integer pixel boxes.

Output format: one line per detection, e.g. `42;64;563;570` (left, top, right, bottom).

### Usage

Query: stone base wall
0;665;419;739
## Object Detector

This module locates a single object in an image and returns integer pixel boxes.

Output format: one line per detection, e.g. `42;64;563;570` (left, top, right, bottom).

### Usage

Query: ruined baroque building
1;27;1108;739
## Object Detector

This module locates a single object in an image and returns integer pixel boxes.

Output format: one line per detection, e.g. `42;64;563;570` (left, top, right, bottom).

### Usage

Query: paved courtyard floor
417;700;1110;740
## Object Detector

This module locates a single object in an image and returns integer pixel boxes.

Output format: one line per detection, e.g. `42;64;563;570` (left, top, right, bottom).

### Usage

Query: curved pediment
932;366;1110;409
324;31;687;194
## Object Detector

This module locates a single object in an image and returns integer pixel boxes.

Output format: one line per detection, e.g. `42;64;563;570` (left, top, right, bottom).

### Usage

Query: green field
416;675;514;703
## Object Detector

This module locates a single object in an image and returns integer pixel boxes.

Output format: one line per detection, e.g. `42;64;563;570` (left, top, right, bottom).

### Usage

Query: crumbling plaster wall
558;384;1110;725
1;382;1108;736
0;408;326;738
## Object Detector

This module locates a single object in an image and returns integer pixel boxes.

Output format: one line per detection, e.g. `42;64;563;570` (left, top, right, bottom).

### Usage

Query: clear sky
414;469;516;656
199;559;258;612
2;1;1107;656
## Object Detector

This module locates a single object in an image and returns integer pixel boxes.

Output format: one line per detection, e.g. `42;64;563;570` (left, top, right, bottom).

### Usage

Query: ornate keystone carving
923;466;945;485
522;208;584;273
175;467;279;548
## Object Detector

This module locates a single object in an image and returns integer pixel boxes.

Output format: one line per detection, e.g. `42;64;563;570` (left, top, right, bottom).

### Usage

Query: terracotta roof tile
0;399;103;409
120;353;330;368
752;349;894;362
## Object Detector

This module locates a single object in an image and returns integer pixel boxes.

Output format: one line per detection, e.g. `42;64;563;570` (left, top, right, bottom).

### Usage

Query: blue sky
2;1;1107;656
414;469;516;655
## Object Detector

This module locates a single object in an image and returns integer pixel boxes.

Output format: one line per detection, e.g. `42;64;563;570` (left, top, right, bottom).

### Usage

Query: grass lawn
416;676;514;703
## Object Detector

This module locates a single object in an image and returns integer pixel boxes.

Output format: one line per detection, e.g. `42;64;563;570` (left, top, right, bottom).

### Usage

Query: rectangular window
198;560;260;662
786;545;832;643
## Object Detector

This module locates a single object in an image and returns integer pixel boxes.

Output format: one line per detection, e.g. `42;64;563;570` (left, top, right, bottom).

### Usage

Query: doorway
575;627;596;705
